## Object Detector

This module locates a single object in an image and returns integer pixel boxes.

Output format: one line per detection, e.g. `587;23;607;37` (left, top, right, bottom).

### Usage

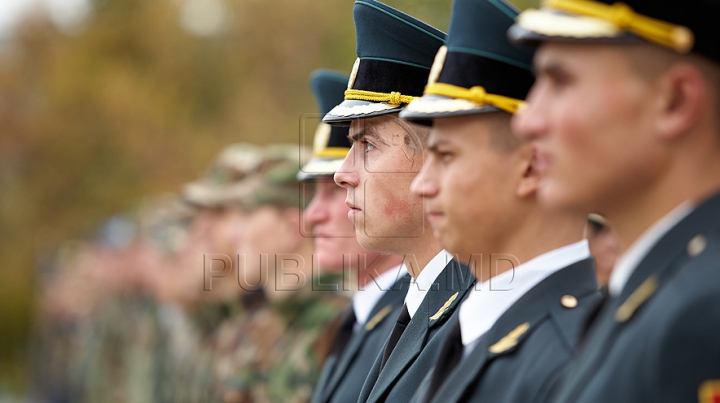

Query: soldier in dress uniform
510;1;720;401
396;0;601;401
299;69;407;403
325;2;475;402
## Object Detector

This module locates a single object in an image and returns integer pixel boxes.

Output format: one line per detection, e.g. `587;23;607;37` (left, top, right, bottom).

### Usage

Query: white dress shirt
608;201;694;296
352;264;408;327
404;250;455;319
459;241;591;354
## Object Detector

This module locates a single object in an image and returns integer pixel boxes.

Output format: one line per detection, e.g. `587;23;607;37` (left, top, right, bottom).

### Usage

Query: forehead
350;115;403;140
535;42;633;72
433;114;481;132
430;114;491;144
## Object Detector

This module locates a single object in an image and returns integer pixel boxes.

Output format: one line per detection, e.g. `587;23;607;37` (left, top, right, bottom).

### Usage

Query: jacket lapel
557;192;720;401
367;260;473;402
320;274;411;403
312;355;337;403
433;258;598;403
614;192;720;323
586;192;720;343
367;296;430;402
436;315;544;403
428;260;475;330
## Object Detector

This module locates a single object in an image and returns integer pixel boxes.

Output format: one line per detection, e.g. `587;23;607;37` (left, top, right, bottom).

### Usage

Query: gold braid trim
315;147;350;159
545;0;694;53
424;83;525;114
344;89;417;106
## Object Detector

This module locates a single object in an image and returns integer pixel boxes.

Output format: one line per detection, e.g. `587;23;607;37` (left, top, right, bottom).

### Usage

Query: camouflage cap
136;193;195;254
183;143;309;210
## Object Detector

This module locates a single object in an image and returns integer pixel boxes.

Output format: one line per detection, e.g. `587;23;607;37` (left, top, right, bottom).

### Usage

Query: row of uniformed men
35;0;720;400
301;0;720;402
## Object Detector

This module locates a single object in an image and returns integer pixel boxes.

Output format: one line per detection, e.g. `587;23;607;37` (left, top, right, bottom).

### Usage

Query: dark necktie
424;321;464;403
329;307;357;360
380;304;411;371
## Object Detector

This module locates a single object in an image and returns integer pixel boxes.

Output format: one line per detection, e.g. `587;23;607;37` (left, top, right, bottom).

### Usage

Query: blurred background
0;0;537;400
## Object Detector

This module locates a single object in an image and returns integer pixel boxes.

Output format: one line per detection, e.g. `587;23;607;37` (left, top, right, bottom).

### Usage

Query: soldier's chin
438;236;466;265
355;232;383;255
355;233;373;251
429;223;443;240
537;180;587;213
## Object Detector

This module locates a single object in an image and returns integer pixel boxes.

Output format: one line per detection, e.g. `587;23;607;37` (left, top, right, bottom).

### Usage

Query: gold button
687;235;707;257
561;295;578;309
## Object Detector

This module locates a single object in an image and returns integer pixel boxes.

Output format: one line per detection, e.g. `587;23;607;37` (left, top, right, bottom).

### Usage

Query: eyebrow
534;60;564;78
427;137;450;153
348;126;383;144
348;130;365;143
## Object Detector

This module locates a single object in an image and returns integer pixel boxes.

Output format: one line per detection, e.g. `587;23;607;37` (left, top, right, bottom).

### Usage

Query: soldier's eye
431;148;453;164
362;139;376;152
547;69;573;89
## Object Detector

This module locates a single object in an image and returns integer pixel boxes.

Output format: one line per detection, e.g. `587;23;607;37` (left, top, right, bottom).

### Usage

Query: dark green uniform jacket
552;191;720;402
414;257;600;403
312;274;412;403
358;260;474;403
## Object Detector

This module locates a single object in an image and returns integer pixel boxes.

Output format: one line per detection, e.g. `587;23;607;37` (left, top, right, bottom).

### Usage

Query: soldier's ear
654;62;708;141
516;145;539;199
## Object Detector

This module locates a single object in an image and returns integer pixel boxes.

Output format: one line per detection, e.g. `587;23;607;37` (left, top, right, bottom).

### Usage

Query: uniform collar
352;264;407;326
459;240;591;348
404;250;455;319
609;201;694;297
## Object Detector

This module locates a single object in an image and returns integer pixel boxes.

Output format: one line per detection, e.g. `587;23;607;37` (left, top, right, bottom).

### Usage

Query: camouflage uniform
33;197;196;403
262;282;348;403
212;277;346;403
35;241;173;403
77;293;165;403
183;143;350;403
34;143;350;403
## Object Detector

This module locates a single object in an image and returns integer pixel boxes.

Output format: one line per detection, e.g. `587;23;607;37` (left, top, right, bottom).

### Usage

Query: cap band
316;147;350;159
544;0;694;52
345;89;418;106
424;83;525;114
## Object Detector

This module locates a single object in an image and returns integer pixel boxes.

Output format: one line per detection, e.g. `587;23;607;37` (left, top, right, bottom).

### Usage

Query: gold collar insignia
430;292;459;321
488;322;531;354
365;305;393;331
615;275;658;322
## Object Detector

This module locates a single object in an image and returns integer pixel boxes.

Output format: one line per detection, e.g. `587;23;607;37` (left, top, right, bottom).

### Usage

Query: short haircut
623;44;720;125
390;116;431;157
485;112;523;153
